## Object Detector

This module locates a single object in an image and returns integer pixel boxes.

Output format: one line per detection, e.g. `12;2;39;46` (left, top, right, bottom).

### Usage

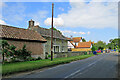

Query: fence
54;51;92;58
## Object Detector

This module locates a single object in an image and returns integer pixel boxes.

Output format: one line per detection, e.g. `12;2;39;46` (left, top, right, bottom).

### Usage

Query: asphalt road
13;53;118;78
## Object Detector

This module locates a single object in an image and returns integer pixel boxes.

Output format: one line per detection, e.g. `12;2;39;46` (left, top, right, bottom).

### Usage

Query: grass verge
97;53;102;54
2;54;94;76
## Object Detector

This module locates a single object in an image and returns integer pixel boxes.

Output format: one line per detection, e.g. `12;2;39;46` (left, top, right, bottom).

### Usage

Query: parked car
96;50;101;53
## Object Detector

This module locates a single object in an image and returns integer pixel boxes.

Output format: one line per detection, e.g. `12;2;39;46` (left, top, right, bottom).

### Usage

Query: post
51;3;54;61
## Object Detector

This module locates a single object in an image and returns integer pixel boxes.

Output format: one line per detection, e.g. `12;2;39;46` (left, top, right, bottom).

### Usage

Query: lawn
97;53;102;54
2;54;94;76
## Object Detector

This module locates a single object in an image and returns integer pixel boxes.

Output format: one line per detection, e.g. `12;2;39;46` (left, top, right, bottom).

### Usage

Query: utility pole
51;3;54;61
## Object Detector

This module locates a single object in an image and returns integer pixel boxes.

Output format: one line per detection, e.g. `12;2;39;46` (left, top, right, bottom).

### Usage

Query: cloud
61;30;86;36
0;19;6;25
87;31;90;35
29;10;48;26
3;3;26;24
44;17;64;27
59;7;64;11
57;1;118;29
35;21;40;25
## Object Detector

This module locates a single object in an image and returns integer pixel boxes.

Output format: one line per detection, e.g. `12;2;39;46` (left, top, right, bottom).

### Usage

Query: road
12;53;118;78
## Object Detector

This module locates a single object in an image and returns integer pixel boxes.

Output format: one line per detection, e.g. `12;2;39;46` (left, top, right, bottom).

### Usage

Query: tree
94;41;106;50
0;40;32;63
91;45;96;52
49;27;62;34
17;44;31;61
107;38;119;49
82;38;86;42
0;40;9;64
98;46;104;50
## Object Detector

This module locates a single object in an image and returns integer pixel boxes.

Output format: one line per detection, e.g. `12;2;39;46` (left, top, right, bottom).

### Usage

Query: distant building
68;37;82;49
0;24;47;59
68;37;93;51
28;19;71;54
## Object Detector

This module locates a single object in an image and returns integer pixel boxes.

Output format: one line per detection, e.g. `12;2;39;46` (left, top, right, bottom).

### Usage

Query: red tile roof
0;25;47;42
76;42;92;48
72;37;82;43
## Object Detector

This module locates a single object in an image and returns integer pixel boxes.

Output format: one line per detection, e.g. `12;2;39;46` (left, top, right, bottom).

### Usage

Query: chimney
28;19;34;29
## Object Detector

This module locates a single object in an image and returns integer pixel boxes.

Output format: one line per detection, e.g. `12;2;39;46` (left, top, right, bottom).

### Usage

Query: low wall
71;48;91;51
54;51;92;58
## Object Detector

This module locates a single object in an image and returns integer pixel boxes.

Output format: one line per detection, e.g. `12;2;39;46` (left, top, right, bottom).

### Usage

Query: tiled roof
31;26;68;40
76;42;92;48
72;37;82;43
68;37;82;48
0;25;47;42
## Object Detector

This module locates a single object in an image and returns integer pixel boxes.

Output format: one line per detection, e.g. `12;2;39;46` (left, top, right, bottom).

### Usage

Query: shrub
1;40;9;63
27;57;36;61
37;57;42;60
1;40;32;62
16;44;31;61
48;54;51;58
91;45;96;52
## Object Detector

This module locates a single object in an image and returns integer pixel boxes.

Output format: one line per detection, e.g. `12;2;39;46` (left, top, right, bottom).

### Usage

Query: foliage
98;46;104;50
0;40;9;63
16;44;31;61
82;38;86;42
1;40;32;62
94;41;106;50
107;38;119;49
49;27;62;34
91;45;96;52
48;54;51;58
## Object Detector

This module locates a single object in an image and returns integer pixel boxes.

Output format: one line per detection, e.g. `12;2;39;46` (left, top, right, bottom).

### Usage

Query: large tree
107;38;120;49
94;41;106;50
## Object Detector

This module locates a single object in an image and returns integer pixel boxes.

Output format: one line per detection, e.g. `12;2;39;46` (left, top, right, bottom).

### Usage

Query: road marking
64;55;107;78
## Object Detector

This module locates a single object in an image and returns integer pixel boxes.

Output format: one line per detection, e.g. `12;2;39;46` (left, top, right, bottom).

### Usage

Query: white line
64;55;106;78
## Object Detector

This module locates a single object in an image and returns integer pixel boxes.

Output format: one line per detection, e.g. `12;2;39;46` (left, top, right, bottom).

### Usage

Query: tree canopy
94;41;106;50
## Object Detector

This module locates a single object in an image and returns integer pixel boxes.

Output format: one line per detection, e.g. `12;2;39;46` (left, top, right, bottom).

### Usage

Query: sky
0;0;119;43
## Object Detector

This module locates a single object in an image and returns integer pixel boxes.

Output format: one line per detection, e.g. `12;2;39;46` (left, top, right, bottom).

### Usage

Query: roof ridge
0;24;28;31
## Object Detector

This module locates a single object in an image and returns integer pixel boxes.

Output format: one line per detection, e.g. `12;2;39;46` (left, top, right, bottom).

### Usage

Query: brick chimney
28;19;34;29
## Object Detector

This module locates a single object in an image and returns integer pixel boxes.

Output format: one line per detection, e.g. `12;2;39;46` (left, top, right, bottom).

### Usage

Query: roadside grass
2;54;94;76
97;53;102;55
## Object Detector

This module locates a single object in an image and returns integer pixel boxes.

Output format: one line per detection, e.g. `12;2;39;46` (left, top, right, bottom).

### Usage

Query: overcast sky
0;0;119;43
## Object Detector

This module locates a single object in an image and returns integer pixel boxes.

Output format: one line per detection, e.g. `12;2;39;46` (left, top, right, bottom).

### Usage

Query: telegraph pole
51;3;54;61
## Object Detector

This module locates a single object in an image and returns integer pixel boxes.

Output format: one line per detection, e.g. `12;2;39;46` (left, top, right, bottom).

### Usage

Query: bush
1;40;32;63
16;44;31;61
37;57;42;60
27;57;36;61
91;45;96;52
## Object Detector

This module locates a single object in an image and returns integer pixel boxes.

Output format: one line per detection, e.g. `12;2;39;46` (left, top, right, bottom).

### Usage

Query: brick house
0;24;47;59
28;19;70;54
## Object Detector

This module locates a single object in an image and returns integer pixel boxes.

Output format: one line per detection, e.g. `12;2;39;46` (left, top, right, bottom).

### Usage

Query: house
68;37;93;51
0;24;47;59
28;19;70;54
68;37;82;49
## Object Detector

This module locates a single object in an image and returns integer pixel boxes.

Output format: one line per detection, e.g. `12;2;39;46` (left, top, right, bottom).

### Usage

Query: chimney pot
28;19;34;29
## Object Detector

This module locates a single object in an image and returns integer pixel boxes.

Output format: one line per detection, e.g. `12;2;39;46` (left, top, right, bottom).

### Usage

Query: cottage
28;19;70;54
68;37;93;51
68;37;82;48
0;24;47;59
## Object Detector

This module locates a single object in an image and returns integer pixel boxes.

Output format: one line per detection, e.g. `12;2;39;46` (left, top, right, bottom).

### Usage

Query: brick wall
6;39;45;59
